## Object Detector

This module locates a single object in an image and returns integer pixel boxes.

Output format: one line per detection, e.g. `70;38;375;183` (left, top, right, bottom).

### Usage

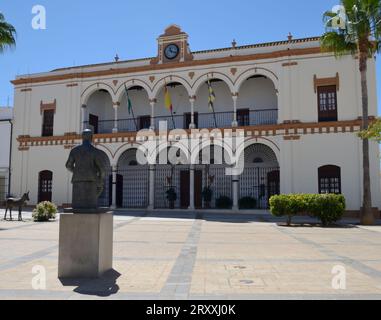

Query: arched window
38;170;53;202
318;165;341;194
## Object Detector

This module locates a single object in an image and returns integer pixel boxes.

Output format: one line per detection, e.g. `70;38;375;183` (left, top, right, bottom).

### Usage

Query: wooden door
180;171;190;209
139;116;151;130
89;114;99;134
116;174;123;207
38;171;53;203
237;109;250;126
267;170;280;202
194;170;202;209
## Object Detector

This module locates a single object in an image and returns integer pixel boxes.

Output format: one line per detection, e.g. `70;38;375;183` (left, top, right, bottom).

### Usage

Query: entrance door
38;171;53;203
116;174;123;208
180;171;190;208
194;170;202;208
89;114;99;134
139;116;151;130
267;170;280;201
180;170;202;209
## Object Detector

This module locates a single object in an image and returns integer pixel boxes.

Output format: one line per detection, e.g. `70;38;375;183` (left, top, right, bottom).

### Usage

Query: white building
10;25;381;214
0;107;13;203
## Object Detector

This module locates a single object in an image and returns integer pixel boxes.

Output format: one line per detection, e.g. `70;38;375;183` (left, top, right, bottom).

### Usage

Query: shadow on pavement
59;269;121;297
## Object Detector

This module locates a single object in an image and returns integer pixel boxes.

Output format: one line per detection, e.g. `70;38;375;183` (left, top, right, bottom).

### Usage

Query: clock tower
151;25;194;65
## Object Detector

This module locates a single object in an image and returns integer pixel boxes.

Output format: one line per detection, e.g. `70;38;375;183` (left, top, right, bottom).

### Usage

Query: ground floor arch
239;143;280;209
116;148;149;208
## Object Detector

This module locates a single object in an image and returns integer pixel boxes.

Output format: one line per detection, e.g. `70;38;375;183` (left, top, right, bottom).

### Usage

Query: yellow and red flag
164;86;173;112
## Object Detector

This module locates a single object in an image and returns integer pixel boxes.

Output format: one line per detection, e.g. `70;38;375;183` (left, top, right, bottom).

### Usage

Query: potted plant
166;187;177;209
202;187;213;209
216;196;233;209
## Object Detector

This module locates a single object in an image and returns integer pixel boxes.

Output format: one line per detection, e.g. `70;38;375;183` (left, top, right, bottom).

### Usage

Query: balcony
83;109;278;134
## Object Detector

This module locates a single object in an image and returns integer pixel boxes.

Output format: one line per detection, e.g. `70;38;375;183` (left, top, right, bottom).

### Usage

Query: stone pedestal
58;212;113;278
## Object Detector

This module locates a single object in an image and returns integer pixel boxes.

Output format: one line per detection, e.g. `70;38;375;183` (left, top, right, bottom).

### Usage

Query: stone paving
0;209;381;300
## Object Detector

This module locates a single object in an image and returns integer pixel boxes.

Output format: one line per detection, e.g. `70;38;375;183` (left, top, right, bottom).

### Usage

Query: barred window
318;165;341;194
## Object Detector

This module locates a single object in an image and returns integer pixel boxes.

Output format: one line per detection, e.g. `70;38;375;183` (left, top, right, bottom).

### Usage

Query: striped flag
164;86;173;112
124;84;133;115
207;80;216;111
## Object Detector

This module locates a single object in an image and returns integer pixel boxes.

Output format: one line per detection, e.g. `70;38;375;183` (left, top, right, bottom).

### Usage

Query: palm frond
320;31;357;56
0;13;16;52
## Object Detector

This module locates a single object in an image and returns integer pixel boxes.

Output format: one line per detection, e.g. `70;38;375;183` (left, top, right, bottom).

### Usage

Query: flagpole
131;105;138;132
170;108;176;130
125;84;138;131
165;80;176;129
207;78;218;128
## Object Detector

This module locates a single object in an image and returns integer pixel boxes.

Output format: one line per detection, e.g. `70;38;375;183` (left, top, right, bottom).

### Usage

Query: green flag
124;84;133;115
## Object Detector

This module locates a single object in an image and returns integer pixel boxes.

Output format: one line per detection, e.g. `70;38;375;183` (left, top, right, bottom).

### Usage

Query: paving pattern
0;209;381;300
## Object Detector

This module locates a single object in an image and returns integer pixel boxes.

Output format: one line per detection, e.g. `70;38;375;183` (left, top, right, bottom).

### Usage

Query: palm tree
321;0;381;225
0;12;16;52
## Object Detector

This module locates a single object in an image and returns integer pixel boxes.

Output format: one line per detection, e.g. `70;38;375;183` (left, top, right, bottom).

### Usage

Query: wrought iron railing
83;109;278;134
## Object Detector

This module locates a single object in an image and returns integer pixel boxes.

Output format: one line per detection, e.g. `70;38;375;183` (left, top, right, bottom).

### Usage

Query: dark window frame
38;170;53;202
317;85;338;122
42;109;55;137
318;165;341;194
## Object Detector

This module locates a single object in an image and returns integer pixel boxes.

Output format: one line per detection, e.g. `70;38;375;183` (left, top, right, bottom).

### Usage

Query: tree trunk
359;51;375;225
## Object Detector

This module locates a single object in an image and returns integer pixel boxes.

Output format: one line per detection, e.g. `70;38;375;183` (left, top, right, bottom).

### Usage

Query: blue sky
0;0;379;112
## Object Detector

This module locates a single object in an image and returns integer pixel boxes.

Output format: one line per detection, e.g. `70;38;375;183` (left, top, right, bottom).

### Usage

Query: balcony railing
83;109;278;134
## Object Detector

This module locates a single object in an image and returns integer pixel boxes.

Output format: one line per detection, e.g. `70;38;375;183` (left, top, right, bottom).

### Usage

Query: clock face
164;44;179;60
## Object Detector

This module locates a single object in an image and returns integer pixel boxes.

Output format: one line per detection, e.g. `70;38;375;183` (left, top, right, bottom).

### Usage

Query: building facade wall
9;33;381;211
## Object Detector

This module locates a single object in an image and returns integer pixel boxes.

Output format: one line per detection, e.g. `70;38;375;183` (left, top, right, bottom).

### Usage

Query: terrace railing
83;108;278;134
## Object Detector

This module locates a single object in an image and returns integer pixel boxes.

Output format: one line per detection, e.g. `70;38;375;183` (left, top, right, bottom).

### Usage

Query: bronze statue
4;191;30;221
65;129;106;212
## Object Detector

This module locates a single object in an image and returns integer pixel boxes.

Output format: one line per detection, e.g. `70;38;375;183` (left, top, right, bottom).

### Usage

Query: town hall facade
10;25;381;213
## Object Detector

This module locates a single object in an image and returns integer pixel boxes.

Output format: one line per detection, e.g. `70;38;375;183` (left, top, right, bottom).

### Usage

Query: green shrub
32;201;57;222
269;194;293;225
216;196;233;209
269;194;346;226
310;194;346;226
239;197;257;209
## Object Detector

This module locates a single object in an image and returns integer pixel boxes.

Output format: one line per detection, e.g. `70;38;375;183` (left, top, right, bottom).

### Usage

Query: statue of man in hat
65;129;105;212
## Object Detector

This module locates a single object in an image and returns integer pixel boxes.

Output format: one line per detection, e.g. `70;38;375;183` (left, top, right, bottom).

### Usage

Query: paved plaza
0;209;381;300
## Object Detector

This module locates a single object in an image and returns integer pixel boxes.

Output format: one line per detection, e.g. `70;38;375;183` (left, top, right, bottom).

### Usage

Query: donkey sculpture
4;192;30;221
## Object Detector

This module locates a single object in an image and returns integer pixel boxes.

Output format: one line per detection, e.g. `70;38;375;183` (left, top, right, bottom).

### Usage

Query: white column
232;93;238;127
111;165;117;209
81;104;87;131
149;99;156;130
112;102;119;133
189;96;196;129
148;164;155;210
189;165;195;210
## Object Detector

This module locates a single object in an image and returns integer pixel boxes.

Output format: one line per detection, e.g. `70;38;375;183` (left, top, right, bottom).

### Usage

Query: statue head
82;129;93;144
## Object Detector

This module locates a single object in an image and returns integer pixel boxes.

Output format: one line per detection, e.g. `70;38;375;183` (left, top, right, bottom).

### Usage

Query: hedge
269;194;346;226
